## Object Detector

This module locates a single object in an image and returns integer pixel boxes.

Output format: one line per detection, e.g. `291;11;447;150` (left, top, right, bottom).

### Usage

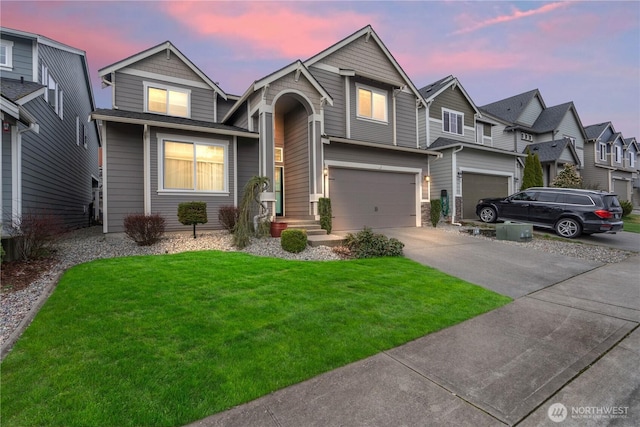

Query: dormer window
598;142;607;161
144;82;190;118
614;145;622;163
443;109;463;136
356;84;387;123
629;151;636;169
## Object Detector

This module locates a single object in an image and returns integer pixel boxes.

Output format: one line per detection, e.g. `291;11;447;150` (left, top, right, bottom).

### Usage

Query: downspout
451;145;464;226
13;122;39;228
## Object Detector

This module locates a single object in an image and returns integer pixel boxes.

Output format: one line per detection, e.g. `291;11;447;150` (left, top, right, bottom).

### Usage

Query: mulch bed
1;258;57;294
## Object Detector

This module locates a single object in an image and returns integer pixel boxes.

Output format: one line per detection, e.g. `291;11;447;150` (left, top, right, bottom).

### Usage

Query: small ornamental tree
429;199;441;228
552;163;583;188
178;202;208;239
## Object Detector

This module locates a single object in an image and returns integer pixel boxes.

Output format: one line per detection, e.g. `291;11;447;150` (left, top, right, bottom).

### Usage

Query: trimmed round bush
280;229;308;253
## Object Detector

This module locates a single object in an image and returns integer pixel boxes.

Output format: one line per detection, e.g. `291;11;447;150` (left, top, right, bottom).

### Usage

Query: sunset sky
2;1;639;138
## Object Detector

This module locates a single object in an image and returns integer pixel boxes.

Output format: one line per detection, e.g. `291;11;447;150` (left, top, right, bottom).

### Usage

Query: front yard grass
1;251;511;427
623;213;640;233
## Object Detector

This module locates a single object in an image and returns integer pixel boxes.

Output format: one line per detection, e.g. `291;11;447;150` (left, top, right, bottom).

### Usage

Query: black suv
476;187;624;238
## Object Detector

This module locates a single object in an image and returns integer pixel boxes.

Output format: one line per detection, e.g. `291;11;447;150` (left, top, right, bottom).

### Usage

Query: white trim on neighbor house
101;122;109;233
0;39;14;69
156;133;230;196
233;136;238;207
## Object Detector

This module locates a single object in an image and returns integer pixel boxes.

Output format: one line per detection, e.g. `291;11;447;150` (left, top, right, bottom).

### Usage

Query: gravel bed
1;225;632;352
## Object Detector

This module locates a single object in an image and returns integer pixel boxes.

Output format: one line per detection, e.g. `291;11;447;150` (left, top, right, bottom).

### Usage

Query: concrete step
307;234;346;247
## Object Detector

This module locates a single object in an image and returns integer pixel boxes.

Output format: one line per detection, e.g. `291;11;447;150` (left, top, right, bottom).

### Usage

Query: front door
275;167;284;216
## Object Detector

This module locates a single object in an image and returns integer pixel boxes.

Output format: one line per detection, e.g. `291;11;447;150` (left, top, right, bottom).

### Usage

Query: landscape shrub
178;202;208;239
13;211;65;260
123;213;166;246
344;227;404;259
430;199;442;227
218;205;240;232
318;198;332;234
620;200;633;217
280;229;308;253
234;176;270;249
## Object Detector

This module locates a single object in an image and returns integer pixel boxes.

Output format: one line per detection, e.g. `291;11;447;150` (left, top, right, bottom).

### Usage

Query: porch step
307;234;347;248
274;218;327;236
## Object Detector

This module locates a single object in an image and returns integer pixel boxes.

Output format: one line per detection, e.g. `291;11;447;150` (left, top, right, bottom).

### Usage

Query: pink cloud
163;2;376;60
451;2;571;36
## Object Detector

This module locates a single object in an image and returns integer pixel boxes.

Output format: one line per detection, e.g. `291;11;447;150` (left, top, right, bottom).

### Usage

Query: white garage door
461;173;509;219
329;168;417;231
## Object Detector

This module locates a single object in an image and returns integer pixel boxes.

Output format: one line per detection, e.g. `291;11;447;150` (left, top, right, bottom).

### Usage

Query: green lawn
1;251;511;427
623;214;640;233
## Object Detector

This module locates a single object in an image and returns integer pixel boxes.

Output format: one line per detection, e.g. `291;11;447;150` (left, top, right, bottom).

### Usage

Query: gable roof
624;137;638;151
304;25;423;100
525;138;580;165
529;102;573;133
418;75;481;116
584;122;613;141
221;60;334;123
98;41;227;100
479;89;544;124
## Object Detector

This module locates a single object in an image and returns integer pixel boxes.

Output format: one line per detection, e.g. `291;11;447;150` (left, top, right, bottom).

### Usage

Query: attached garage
461;173;509;219
613;179;630;202
329;167;418;230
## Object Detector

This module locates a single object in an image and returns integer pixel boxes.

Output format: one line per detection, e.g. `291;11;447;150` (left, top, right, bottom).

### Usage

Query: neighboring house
92;41;258;233
584;122;639;205
94;25;441;233
1;27;100;234
479;89;586;187
417;75;525;220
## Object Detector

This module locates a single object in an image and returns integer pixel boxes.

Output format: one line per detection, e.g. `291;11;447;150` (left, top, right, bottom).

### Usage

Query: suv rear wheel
479;207;497;223
555;218;582;238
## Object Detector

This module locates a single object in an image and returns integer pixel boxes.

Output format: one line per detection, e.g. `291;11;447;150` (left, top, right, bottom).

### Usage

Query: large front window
145;82;190;117
356;84;387;122
443;109;464;135
163;140;226;192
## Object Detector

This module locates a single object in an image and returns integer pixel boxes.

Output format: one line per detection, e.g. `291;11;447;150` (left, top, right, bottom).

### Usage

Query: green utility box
496;222;533;242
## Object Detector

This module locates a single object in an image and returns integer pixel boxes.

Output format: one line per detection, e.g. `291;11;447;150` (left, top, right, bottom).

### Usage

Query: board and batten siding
149;128;235;231
114;72;216;122
105;123;144;233
0;34;33;80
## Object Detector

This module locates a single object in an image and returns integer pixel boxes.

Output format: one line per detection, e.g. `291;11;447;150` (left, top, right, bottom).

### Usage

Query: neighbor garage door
461;173;509;219
329;168;416;230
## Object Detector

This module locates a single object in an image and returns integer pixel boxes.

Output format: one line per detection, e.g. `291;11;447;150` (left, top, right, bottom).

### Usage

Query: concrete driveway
188;227;640;427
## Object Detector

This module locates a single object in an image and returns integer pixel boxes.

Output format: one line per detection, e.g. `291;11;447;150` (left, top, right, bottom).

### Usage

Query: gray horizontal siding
1;130;12;225
396;91;417;148
519;98;544;126
114;72;216;122
283;106;309;217
105;123;144;233
129;50;202;82
149;128;235;231
236;138;259;198
350;78;393;144
1;34;33;81
309;67;345;137
324;142;428;171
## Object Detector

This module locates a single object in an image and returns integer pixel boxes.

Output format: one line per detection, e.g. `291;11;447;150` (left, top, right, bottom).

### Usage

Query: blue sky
2;1;639;138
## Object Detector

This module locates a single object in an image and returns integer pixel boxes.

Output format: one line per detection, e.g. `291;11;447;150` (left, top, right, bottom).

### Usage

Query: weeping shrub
234;176;270;249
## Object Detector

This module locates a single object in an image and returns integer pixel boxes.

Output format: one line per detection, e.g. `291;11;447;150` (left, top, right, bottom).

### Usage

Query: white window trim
628;151;636;169
76;116;80;146
0;40;14;69
598;142;607;161
442;108;464;136
614;145;622;163
355;83;388;124
157;133;229;195
144;81;191;118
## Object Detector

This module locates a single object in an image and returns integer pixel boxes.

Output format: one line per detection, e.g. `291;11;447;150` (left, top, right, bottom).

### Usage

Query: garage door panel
330;168;416;230
462;173;509;219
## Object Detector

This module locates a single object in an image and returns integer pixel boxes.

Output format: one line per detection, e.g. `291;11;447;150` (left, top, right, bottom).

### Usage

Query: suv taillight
594;209;613;219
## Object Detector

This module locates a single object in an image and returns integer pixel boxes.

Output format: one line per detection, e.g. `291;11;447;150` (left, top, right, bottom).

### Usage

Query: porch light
424;175;430;182
323;168;329;177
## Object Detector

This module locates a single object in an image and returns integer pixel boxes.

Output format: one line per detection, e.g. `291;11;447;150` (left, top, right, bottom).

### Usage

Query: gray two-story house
94;25;441;233
1;27;100;234
584;121;639;204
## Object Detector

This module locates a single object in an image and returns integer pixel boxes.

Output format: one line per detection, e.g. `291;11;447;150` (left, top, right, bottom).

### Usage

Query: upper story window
144;82;190;118
356;84;387;123
0;40;13;69
41;63;63;119
629;151;636;169
443;109;463;136
160;136;228;193
614;145;622;163
598;142;607;161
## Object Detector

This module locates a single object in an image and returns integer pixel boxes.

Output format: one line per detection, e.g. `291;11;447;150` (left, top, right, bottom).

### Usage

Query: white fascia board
15;87;46;105
0;97;20;119
98;41;227;100
91;112;259;139
221;84;254;123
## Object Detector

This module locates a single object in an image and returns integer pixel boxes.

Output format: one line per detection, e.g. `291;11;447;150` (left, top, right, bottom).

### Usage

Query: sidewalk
186;234;640;427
